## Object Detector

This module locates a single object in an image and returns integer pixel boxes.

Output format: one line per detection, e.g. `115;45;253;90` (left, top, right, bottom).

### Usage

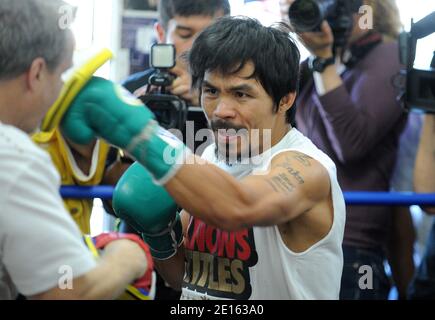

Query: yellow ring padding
40;48;113;132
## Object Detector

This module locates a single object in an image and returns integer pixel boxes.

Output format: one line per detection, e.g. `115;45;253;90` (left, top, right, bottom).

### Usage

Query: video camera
288;0;362;48
398;11;435;113
138;44;188;130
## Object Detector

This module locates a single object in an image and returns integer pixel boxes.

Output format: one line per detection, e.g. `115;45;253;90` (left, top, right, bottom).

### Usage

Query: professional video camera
138;44;188;130
398;11;435;113
288;0;362;48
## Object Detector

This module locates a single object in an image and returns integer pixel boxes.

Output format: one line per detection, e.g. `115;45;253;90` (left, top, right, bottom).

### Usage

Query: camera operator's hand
298;21;334;58
299;21;341;96
169;58;200;106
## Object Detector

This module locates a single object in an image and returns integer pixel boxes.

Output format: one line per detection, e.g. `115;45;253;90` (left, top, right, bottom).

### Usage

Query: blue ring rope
60;186;435;206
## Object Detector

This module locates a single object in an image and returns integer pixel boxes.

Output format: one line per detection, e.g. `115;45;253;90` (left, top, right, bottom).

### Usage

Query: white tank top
181;128;345;300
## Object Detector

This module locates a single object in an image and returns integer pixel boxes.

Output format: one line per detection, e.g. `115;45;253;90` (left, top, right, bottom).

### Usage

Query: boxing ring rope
60;186;435;206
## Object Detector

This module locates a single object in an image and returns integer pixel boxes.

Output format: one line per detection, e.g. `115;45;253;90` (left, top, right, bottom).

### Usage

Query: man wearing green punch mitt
61;17;346;300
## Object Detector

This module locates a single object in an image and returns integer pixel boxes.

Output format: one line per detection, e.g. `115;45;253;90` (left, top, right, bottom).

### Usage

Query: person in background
123;0;231;105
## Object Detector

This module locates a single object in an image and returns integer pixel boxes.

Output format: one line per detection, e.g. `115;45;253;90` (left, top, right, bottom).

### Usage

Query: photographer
122;0;231;105
408;114;435;299
281;0;409;299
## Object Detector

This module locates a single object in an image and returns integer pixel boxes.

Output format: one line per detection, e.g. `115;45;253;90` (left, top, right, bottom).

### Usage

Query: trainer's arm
4;151;149;300
165;151;331;231
31;239;148;300
414;114;435;214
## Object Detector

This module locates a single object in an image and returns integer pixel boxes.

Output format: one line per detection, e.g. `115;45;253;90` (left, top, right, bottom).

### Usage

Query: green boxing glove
61;76;190;184
113;162;183;260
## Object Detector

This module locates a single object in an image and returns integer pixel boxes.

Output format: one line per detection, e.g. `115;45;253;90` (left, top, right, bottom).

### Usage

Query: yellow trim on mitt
40;48;113;132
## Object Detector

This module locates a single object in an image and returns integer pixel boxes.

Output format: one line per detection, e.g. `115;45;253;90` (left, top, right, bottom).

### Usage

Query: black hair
189;16;301;125
158;0;231;30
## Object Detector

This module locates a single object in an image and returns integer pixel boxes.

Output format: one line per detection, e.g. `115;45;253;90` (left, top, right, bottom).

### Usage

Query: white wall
396;0;435;68
65;0;121;80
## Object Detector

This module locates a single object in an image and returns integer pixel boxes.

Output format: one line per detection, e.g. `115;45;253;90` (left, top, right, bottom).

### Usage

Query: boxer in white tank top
114;17;346;300
180;128;345;300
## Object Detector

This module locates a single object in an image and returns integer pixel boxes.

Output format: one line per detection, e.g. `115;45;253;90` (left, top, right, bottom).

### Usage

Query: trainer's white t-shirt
0;122;96;299
181;128;345;300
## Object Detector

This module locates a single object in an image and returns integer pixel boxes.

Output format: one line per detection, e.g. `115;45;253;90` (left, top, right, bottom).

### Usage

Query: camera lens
289;0;322;32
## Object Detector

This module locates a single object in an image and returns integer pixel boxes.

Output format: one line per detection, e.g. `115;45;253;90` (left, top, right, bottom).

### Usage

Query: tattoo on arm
290;153;313;167
266;153;308;194
276;163;305;185
266;174;296;194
